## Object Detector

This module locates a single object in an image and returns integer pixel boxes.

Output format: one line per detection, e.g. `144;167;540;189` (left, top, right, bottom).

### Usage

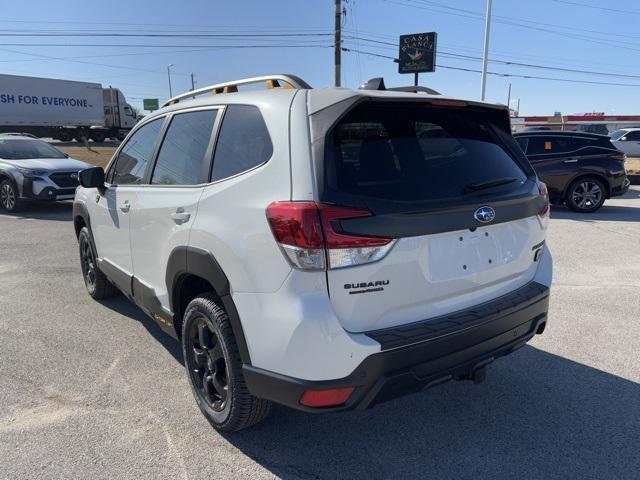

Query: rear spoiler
359;77;440;95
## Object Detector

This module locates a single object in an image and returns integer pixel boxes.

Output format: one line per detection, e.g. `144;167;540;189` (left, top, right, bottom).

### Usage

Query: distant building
511;114;640;133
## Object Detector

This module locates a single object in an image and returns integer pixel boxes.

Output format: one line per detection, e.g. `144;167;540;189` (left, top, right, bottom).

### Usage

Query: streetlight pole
480;0;492;101
334;0;342;87
167;64;174;98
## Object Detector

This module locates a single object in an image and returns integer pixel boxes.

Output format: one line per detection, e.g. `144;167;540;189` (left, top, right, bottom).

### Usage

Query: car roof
513;130;610;140
148;75;507;121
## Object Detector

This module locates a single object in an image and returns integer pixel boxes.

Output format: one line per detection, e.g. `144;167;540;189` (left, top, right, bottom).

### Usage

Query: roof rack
163;74;312;107
0;132;38;138
359;77;440;95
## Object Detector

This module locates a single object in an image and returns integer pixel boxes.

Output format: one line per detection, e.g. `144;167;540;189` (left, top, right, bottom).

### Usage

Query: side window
625;131;640;141
211;105;273;182
526;136;574;156
151;110;218;185
110;118;163;185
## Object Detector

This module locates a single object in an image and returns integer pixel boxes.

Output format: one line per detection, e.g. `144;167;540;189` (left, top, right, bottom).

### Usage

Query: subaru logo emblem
70;173;78;180
474;206;495;223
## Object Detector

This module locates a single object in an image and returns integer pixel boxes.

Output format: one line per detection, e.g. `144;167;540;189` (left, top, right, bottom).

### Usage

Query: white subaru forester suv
73;74;552;432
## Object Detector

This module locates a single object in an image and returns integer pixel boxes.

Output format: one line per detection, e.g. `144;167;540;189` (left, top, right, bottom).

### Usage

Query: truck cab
102;88;138;137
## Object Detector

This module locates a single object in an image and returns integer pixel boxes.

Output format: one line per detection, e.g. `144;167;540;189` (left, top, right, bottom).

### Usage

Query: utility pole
480;0;492;101
167;64;174;98
334;0;342;87
507;83;511;112
190;73;196;91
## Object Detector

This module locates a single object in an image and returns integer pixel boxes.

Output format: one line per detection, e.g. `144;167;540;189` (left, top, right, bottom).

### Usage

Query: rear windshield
325;103;528;202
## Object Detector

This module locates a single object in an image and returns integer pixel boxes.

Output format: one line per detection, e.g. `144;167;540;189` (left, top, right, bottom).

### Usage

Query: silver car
609;128;640;157
0;134;92;212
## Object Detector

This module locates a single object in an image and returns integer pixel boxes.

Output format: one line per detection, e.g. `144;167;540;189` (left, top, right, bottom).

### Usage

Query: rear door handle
563;159;578;163
170;208;191;224
120;200;130;213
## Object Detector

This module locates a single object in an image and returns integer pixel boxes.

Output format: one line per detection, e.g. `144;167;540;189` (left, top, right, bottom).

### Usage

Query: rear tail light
266;202;395;270
299;387;355;408
537;181;550;219
612;152;626;163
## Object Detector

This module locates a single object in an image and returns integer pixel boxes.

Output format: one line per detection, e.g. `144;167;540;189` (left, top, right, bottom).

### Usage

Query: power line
386;0;640;53
344;35;640;80
342;27;640;72
551;0;640;16
341;47;640;87
0;43;333;49
0;32;333;38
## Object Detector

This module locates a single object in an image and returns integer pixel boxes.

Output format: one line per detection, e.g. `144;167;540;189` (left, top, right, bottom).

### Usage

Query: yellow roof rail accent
164;74;311;107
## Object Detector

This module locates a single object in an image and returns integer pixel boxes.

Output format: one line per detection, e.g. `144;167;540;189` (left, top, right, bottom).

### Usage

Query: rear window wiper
461;177;518;194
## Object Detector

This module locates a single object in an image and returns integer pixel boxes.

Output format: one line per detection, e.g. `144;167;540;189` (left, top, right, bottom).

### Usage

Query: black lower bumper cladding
244;281;550;412
21;178;75;200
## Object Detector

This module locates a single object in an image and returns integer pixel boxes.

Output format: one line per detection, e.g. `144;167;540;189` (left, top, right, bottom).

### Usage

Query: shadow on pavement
99;293;184;365
224;346;639;479
0;201;73;222
551;204;640;222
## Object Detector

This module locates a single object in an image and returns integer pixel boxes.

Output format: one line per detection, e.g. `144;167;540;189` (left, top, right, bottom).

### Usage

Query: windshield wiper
461;177;518;194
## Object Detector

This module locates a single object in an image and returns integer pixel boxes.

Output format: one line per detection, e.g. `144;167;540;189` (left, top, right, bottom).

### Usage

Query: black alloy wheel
80;234;97;293
77;227;116;299
182;293;271;431
187;316;229;412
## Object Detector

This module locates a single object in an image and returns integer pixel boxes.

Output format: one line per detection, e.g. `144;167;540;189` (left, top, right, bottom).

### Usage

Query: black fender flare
72;200;97;249
166;246;251;365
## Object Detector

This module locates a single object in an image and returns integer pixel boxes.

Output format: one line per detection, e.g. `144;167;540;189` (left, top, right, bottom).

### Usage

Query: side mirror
620;136;627;141
79;167;105;189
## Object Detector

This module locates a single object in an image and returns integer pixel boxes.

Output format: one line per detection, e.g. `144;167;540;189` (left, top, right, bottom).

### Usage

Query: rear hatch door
314;98;548;333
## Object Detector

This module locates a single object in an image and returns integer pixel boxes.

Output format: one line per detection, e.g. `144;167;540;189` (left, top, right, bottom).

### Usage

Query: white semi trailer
0;73;138;142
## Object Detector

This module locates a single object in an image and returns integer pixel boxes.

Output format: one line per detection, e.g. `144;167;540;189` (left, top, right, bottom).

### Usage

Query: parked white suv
73;75;553;431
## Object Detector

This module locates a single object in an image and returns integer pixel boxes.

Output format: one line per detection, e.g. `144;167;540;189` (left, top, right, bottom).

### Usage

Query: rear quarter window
211;105;273;182
525;136;573;156
325;102;528;202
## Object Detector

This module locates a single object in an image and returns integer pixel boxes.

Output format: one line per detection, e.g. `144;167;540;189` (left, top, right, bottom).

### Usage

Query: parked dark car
513;131;630;213
572;124;609;136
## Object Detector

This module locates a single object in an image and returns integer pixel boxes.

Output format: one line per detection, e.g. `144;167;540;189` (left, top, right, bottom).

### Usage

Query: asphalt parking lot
1;188;639;480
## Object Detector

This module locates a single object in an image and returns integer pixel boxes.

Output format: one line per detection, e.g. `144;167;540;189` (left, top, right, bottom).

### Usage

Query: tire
182;293;271;432
0;179;23;213
565;177;606;213
78;227;116;299
90;133;106;143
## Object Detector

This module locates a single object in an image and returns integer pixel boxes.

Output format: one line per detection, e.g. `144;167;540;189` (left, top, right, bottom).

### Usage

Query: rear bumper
244;281;550;413
611;177;630;197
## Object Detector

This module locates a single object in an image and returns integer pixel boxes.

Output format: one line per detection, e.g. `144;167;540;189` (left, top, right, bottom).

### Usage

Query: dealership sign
398;32;437;74
143;98;159;111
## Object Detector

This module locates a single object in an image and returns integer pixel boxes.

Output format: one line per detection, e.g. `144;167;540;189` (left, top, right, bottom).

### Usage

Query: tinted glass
526;136;574;155
625;131;640;141
326;103;527;202
609;129;627;141
0;138;66;160
151;110;218;185
212;105;273;181
111;118;163;185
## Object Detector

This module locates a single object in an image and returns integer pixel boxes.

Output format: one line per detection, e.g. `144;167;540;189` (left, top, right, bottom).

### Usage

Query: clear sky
2;0;639;116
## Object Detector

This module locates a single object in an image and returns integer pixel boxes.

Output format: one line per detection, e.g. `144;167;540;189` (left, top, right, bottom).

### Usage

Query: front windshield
609;129;627;141
0;138;67;160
